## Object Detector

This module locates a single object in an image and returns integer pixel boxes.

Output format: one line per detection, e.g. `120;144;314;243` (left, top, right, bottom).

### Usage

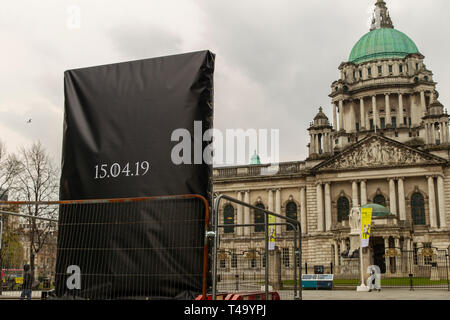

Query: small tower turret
308;107;333;159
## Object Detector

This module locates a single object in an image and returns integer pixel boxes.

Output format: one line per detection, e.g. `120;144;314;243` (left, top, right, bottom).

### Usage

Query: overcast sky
1;0;450;166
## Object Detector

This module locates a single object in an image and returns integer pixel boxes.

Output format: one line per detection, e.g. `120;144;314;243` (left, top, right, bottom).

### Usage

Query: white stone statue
349;207;361;235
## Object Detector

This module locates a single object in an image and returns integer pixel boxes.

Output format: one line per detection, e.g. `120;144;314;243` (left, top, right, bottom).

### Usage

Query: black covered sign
56;51;215;299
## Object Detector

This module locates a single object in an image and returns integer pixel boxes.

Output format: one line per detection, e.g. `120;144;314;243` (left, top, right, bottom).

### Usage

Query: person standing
20;264;33;300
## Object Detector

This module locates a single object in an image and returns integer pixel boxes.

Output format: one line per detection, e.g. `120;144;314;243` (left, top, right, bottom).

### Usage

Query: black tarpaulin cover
56;51;215;299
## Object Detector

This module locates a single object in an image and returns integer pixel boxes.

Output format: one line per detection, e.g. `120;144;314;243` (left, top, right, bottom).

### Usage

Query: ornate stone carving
319;136;441;170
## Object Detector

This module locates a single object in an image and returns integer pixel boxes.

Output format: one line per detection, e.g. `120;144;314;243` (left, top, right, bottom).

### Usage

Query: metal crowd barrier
0;194;210;300
211;194;302;300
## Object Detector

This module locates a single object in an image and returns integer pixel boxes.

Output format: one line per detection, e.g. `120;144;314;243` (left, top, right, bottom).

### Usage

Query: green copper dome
349;28;419;64
250;151;261;165
362;203;392;217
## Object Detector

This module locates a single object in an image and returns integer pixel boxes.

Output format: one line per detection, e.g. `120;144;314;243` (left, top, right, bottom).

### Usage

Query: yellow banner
360;207;373;248
268;214;276;250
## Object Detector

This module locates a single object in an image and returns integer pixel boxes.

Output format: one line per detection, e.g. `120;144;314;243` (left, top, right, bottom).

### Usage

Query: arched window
286;202;298;231
373;194;386;207
411;193;426;225
223;204;235;234
254;203;265;232
337;197;350;222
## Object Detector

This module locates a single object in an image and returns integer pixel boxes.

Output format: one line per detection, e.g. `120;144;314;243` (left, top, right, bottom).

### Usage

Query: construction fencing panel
0;195;210;300
212;194;302;300
380;246;450;290
0;204;58;299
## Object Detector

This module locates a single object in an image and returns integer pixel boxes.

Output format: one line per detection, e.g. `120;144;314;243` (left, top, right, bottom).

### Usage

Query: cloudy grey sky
1;0;450;165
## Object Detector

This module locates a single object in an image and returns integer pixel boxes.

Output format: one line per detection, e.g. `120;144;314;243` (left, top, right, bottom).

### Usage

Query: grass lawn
283;278;449;287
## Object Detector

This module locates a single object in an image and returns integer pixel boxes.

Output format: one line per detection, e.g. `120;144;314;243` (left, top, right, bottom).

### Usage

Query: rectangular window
399;65;403;73
380;117;385;129
359;70;363;78
378;65;382;75
392;117;397;128
282;248;290;268
220;259;226;269
413;243;418;265
416;63;419;70
370;119;374;130
231;251;237;269
408;117;412;127
356;122;360;132
423;243;432;265
368;67;372;76
389;65;393;73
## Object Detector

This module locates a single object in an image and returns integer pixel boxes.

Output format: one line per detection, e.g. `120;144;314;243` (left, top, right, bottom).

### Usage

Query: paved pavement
0;291;42;300
1;288;449;300
299;289;450;300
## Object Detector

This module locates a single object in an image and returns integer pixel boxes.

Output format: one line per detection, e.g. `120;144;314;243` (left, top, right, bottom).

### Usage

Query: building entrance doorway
371;237;386;274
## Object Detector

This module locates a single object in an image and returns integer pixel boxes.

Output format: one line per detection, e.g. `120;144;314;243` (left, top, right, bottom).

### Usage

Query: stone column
339;100;344;131
340;239;347;254
244;191;251;236
333;103;337;130
300;187;307;234
437;175;446;229
268;189;274;212
334;240;340;267
315;134;320;154
275;188;282;235
316;182;324;232
352;181;359;207
425;123;429;144
445;122;449;144
394;237;401;273
372;95;378;130
384;237;391;274
420;91;426;118
237;191;243;236
398;178;406;221
440;123;445;144
350;100;356;132
389;178;397;217
360;180;368;206
431;124;436;145
398;93;404;126
360;98;365;129
385;93;391;126
325;182;332;231
427;176;437;228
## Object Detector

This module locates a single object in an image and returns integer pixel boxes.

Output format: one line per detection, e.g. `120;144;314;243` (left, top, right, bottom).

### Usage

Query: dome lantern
349;0;419;64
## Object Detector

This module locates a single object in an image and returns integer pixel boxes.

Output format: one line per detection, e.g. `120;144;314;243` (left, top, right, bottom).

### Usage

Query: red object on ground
225;292;281;300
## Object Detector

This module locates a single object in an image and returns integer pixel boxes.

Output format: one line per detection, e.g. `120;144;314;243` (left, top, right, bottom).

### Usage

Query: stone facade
213;0;450;274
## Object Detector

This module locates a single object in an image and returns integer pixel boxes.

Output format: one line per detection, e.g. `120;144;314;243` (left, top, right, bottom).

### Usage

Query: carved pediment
315;135;445;171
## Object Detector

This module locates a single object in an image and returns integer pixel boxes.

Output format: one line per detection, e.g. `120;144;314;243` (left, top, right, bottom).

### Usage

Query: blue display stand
302;274;334;290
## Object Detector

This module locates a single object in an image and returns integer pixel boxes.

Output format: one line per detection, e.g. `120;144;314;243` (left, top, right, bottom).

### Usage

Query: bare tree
15;141;59;275
0;140;21;199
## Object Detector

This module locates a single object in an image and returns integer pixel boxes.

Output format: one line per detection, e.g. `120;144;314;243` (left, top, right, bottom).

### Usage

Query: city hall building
213;0;450;277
